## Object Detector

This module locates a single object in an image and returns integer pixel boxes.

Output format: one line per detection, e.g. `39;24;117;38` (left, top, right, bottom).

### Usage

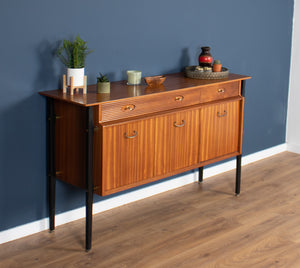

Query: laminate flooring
1;152;300;267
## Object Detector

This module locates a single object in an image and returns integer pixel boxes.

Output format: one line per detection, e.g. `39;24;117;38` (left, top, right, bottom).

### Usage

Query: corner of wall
286;0;300;151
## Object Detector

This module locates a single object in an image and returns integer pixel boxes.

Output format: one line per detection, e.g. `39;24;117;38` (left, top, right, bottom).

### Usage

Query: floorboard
1;152;300;267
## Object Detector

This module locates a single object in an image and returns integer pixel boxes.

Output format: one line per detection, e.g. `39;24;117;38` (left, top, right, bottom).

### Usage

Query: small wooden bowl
144;75;166;87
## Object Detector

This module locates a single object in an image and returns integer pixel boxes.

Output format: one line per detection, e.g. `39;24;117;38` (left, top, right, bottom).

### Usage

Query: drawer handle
218;88;225;93
124;130;138;139
174;120;185;127
217;110;227;117
122;104;136;111
175;95;184;102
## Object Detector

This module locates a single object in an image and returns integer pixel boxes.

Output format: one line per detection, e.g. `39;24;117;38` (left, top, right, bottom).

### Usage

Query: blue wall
0;0;294;231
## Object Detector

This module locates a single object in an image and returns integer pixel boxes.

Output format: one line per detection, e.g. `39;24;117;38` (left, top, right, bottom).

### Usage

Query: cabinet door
200;99;243;162
154;109;200;176
102;118;155;194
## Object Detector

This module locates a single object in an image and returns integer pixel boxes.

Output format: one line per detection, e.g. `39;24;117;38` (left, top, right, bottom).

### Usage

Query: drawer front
99;90;200;122
200;81;240;103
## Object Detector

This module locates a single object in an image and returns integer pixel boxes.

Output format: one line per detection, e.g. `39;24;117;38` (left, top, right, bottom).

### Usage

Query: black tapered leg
236;81;245;196
85;107;94;251
49;175;56;231
86;189;93;251
235;154;242;196
47;98;56;231
198;166;204;183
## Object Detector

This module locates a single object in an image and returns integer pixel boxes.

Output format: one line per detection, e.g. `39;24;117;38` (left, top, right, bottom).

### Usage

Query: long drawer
98;81;240;122
99;89;200;122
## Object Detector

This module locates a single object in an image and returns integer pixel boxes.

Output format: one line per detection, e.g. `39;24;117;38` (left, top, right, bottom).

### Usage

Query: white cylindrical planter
67;68;85;86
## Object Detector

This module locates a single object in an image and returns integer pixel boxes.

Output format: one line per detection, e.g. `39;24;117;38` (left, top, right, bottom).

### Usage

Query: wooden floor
1;152;300;268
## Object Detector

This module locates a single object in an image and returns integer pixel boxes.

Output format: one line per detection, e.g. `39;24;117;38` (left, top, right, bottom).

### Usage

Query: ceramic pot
67;68;85;86
213;64;222;72
97;82;110;93
199;47;213;67
127;70;142;85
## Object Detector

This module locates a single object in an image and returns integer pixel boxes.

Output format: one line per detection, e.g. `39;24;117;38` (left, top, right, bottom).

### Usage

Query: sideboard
39;72;251;251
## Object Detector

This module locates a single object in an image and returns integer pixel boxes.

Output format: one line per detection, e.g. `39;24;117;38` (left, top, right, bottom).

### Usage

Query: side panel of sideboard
53;100;86;189
52;100;102;193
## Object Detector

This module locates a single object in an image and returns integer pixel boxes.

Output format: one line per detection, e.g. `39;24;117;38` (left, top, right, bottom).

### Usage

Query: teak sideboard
39;72;251;251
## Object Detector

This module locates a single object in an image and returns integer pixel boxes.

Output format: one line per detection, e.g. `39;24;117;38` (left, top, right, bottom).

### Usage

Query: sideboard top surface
39;72;251;107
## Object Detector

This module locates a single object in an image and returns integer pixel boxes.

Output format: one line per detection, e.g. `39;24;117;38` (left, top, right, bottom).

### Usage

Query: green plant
213;59;221;65
97;73;110;82
56;35;93;68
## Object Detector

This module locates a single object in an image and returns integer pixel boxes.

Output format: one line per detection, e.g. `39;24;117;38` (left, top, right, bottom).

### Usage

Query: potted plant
56;35;93;86
213;59;222;72
97;73;110;93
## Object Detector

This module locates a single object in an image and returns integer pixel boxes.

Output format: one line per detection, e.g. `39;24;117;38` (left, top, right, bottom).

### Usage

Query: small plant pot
67;68;85;86
97;82;110;93
213;64;222;72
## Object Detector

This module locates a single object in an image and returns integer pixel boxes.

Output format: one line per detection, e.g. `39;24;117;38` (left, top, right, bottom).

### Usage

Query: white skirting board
287;143;300;154
0;143;288;245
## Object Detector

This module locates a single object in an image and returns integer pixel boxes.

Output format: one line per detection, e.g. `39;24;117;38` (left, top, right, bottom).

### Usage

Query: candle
127;70;142;85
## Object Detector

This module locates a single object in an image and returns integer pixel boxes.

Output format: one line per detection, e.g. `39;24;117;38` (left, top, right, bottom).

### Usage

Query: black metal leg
47;98;56;231
236;81;245;196
198;166;203;183
235;154;242;196
49;175;56;231
85;107;94;251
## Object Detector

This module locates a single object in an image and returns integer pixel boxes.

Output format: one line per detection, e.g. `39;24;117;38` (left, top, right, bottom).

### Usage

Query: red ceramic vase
199;47;213;67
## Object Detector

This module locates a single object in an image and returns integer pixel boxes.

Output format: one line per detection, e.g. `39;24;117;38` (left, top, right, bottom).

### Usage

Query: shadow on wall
161;47;191;75
179;48;190;71
34;40;62;91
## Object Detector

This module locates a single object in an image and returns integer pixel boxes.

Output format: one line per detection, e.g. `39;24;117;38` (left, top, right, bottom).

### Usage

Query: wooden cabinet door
154;108;200;176
102;118;155;194
200;99;243;162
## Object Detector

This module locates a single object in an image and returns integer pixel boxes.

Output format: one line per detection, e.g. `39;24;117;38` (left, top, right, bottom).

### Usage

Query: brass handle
122;104;136;111
218;88;225;93
217;110;227;117
174;120;185;127
124;130;138;139
175;95;184;102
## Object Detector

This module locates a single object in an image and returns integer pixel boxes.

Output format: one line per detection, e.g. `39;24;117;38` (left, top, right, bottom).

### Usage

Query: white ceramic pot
127;70;142;85
67;68;85;86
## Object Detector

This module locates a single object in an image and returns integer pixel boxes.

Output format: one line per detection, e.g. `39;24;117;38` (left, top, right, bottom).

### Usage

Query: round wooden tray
185;66;229;79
